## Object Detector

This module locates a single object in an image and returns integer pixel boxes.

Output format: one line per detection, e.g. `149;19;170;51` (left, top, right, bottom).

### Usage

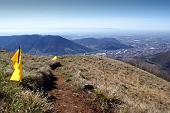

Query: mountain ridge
73;38;133;50
0;34;94;55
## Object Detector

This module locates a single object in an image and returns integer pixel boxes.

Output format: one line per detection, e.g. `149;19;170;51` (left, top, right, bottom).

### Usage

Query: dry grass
1;51;170;113
0;52;53;113
56;55;170;113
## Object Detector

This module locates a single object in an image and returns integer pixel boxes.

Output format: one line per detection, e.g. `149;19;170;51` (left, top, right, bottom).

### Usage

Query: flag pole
18;46;20;63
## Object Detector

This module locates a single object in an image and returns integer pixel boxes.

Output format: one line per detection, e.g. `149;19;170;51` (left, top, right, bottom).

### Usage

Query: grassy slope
0;51;52;113
57;56;170;113
1;51;170;113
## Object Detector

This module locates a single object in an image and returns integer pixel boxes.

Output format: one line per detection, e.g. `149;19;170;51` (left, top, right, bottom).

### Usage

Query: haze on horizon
0;0;170;34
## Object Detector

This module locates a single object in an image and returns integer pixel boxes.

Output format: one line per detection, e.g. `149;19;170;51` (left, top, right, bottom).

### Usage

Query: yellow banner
10;48;22;82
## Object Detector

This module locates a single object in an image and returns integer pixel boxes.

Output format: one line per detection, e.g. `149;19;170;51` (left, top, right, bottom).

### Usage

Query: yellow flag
10;63;22;81
10;48;22;81
52;56;58;61
11;49;22;69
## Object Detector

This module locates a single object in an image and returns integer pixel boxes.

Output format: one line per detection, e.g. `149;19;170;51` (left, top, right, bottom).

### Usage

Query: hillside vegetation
56;56;170;113
0;51;53;113
0;51;170;113
125;51;170;82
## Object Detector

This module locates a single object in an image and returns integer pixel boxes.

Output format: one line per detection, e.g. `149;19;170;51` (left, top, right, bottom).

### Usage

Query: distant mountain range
0;35;132;55
73;38;133;50
0;35;93;55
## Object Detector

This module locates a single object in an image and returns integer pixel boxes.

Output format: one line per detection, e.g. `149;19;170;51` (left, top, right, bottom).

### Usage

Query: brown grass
0;52;53;113
56;55;170;113
1;51;170;113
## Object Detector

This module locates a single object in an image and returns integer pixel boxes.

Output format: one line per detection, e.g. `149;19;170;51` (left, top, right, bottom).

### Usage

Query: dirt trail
50;71;100;113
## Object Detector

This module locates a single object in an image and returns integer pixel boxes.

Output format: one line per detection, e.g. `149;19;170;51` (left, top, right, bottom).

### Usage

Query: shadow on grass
50;62;62;70
21;71;57;93
20;61;63;104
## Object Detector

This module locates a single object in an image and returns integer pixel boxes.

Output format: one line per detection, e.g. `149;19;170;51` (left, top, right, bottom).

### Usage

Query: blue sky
0;0;170;33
